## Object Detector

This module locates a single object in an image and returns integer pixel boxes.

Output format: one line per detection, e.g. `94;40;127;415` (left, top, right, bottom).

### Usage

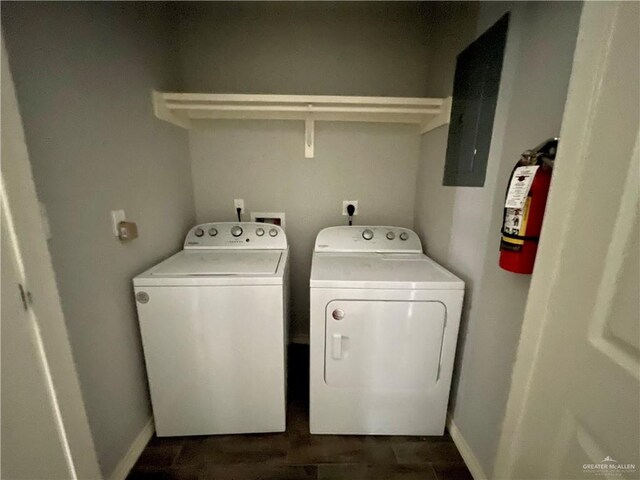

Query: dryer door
325;300;445;389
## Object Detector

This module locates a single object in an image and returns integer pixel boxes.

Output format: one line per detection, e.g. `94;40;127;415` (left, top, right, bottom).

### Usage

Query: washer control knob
399;232;409;241
194;228;204;237
386;231;396;240
256;227;265;237
362;229;374;240
231;226;243;237
269;228;278;237
332;309;345;320
208;227;218;237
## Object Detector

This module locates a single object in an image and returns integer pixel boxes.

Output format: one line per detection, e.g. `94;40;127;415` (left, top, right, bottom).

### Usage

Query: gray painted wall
2;3;195;477
422;2;480;98
177;2;432;96
413;1;582;475
178;2;434;339
189;121;419;339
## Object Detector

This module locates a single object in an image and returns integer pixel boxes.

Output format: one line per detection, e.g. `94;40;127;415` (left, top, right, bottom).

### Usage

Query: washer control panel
184;222;287;249
315;226;422;253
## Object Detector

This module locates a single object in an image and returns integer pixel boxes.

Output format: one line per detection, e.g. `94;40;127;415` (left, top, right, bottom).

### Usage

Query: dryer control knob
332;309;345;320
399;232;409;241
194;228;204;237
208;228;218;237
362;229;374;240
386;231;396;240
256;227;265;237
269;228;278;237
231;226;243;237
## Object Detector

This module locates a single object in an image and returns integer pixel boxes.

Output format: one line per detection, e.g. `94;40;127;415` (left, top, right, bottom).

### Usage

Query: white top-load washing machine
133;222;289;436
310;226;464;436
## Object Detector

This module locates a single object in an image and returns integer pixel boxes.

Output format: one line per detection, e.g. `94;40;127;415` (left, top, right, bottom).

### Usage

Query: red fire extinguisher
499;138;558;274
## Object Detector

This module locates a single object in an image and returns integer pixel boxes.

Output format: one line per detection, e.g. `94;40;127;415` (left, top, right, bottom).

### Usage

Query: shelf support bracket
419;96;452;134
305;107;315;158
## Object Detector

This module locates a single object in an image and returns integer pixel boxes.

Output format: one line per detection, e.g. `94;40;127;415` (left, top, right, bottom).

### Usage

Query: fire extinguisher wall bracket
499;138;558;274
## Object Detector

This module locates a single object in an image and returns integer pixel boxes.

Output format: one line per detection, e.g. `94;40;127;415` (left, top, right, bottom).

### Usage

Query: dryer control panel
314;226;422;253
184;222;287;250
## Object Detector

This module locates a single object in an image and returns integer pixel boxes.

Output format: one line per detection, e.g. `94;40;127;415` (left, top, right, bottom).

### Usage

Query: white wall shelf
152;91;452;158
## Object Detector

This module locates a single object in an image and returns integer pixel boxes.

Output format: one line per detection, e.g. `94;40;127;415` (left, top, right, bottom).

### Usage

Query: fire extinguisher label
501;198;531;252
504;208;525;238
505;166;539;209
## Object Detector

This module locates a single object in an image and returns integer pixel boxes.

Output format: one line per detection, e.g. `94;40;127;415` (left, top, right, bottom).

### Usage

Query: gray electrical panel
443;13;509;187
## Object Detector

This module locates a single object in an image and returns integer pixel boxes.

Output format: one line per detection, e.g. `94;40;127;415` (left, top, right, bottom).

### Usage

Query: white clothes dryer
309;226;463;435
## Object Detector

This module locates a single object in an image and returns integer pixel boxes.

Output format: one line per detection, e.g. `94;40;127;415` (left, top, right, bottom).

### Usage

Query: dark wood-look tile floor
128;345;471;480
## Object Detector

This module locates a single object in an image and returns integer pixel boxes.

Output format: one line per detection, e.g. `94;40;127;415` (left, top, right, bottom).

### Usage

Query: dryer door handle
331;333;343;360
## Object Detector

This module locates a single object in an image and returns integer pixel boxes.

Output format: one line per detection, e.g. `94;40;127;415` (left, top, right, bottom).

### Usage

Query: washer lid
310;252;464;290
151;250;283;276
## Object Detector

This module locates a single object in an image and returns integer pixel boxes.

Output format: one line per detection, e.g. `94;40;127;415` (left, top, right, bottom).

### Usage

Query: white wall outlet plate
342;200;358;216
234;199;245;214
111;209;125;236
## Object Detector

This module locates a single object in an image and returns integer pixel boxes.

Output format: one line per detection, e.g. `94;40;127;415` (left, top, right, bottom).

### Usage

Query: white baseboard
108;416;154;480
289;333;309;345
447;414;488;480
